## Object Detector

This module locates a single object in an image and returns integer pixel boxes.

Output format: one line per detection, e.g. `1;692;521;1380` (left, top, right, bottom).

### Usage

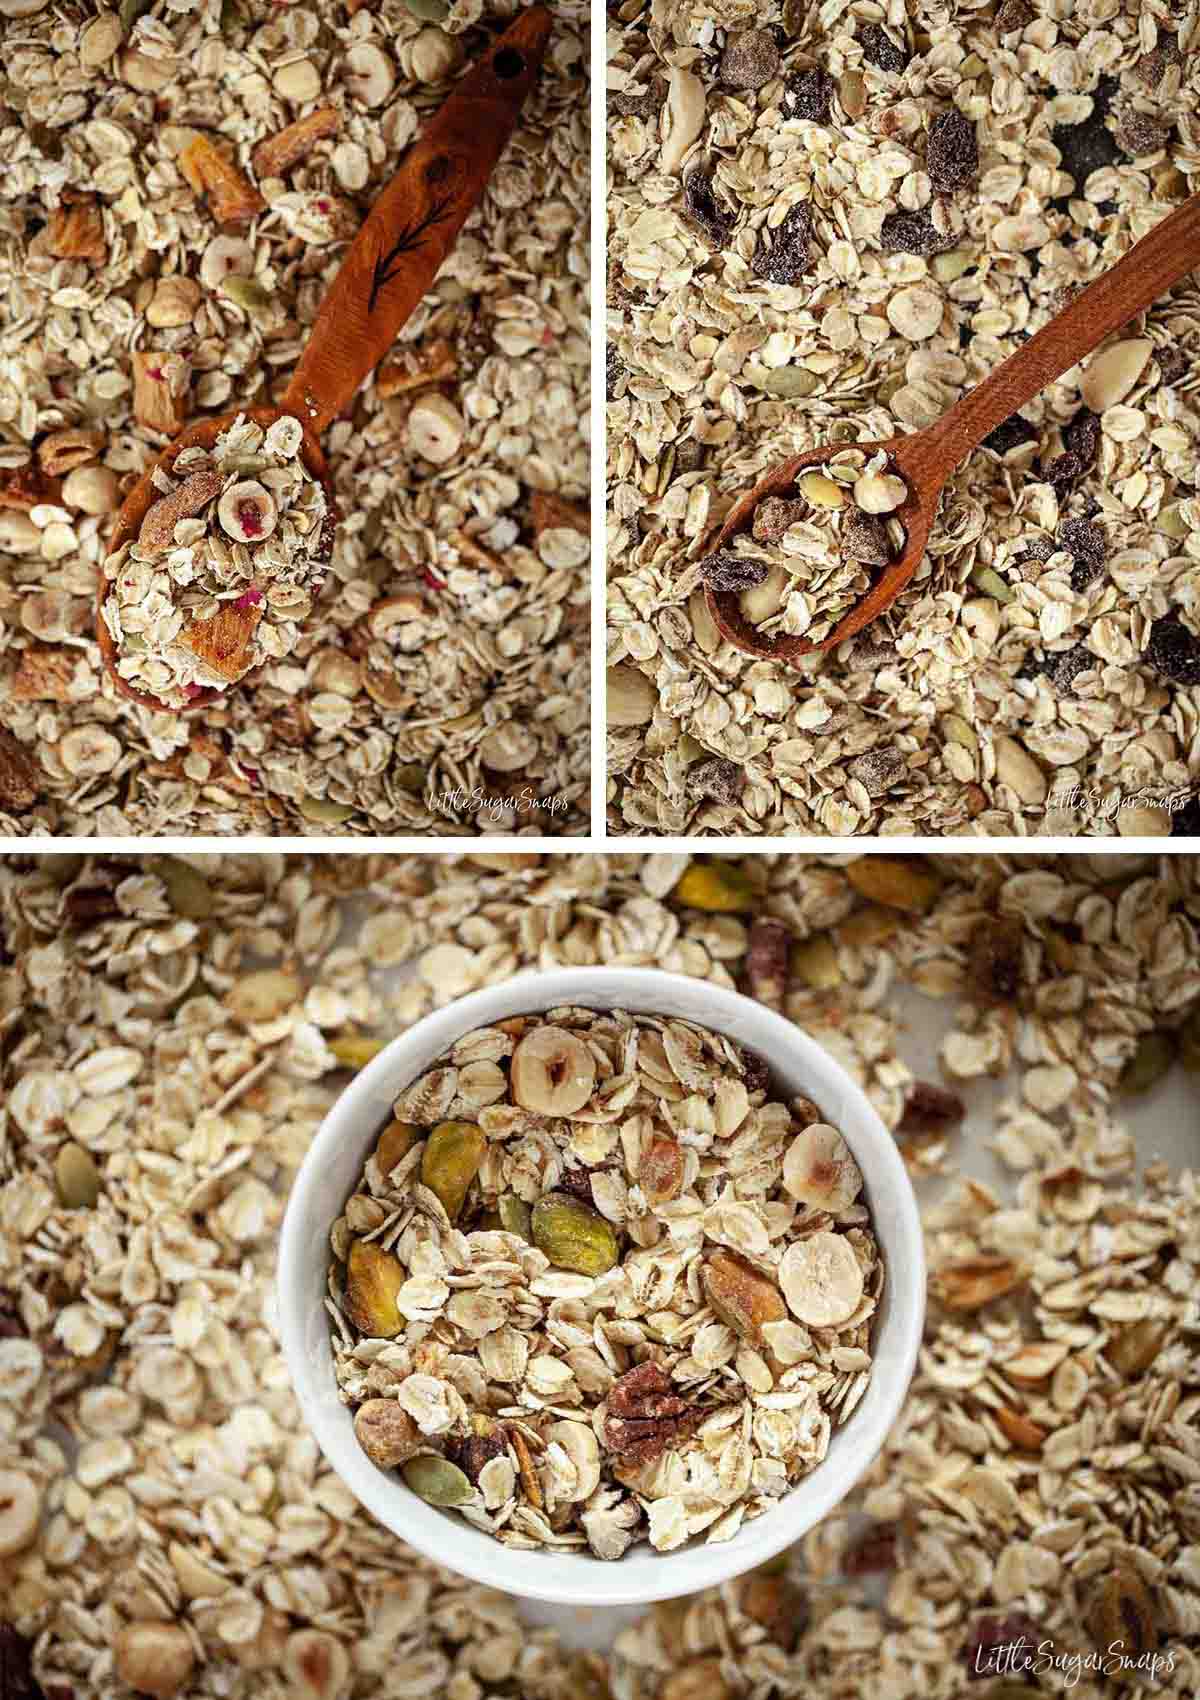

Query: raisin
1145;614;1200;686
682;165;735;247
1058;517;1106;592
899;1081;965;1135
699;550;769;592
606;346;626;402
879;207;954;257
1043;450;1084;493
968;917;1025;1005
1063;408;1101;465
719;29;780;91
926;110;978;193
783;68;835;124
1053;108;1120;191
1114;106;1169;159
1155;344;1190;386
752;202;812;285
1042;643;1095;692
688;756;744;805
982;414;1039;456
860;23;907;74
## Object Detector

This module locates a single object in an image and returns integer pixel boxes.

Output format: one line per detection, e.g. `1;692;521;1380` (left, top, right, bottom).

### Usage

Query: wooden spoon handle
280;8;552;435
922;191;1200;469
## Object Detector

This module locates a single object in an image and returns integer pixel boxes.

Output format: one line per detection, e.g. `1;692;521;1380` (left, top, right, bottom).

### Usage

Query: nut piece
113;1622;195;1699
282;1628;351;1700
55;1141;100;1207
799;470;846;508
252;107;340;179
62;463;119;514
607;663;656;727
511;1026;597;1115
180;134;266;224
343;1239;405;1337
139;468;223;553
217;479;278;543
703;1248;787;1345
672;860;756;912
354;1399;422;1468
145;276;202;328
994;1406;1046;1451
38;425;104;475
783;1124;863;1211
531;1192;619;1276
853;471;908;514
661;66;705;175
402;1453;474;1506
1079;338;1152;413
406;392;465;464
779;1230;864;1327
498;1194;532;1240
1105;1319;1169;1377
420;1120;486;1220
0;1469;41;1556
603;1359;697;1466
179;602;263;684
132;350;191;435
640;1133;685;1205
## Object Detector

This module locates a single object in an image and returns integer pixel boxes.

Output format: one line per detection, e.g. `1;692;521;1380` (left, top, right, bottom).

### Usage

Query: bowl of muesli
277;968;923;1606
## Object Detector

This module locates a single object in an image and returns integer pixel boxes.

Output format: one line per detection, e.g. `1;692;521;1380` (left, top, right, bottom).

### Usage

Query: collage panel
0;0;589;839
2;848;1199;1695
606;5;1200;840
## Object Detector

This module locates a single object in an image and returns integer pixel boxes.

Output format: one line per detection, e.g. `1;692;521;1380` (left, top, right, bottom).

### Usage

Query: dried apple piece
33;202;107;265
179;601;263;683
376;338;457;398
133;351;191;435
180;134;265;224
252;106;340;180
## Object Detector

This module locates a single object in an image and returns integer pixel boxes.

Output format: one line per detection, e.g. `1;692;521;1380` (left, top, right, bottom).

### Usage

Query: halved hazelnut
217;480;277;544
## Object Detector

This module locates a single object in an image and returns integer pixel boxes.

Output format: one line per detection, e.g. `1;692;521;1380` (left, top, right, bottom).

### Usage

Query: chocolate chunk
926;110;978;193
783;68;835;124
1052;110;1120;190
700;550;769;592
719;29;781;91
752;202;813;285
842;511;891;565
879;207;955;257
1063;408;1101;466
982;414;1039;456
1058;517;1106;592
860;23;907;74
688;756;744;804
683;165;735;247
1145;614;1200;685
1042;643;1095;692
752;495;806;544
1114;106;1169;159
848;747;906;798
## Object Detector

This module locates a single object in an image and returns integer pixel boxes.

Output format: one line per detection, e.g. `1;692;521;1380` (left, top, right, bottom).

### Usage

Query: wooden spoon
704;192;1200;667
97;7;552;713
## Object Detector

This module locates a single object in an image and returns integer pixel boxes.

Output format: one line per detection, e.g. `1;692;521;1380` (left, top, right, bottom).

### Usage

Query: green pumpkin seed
56;1142;100;1208
760;367;819;399
970;564;1016;604
402;1454;473;1507
498;1194;532;1241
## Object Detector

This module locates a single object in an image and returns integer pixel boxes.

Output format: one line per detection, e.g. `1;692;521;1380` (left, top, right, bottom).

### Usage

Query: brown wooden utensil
704;191;1200;668
97;6;552;713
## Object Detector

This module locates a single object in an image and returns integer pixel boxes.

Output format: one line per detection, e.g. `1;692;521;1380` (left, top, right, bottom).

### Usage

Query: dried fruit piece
1145;614;1200;686
1105;1318;1169;1377
640;1133;684;1205
1053;106;1120;190
374;1119;420;1177
703;1248;787;1345
967;915;1024;1003
682;164;734;246
1118;1031;1175;1095
1086;1567;1159;1659
842;511;890;564
783;67;834;124
138;469;223;553
926;110;978;192
343;1240;405;1337
531;1192;619;1276
844;1522;899;1574
217;479;277;543
0;1470;40;1557
0;729;40;812
752;202;812;285
179;601;262;683
845;857;938;913
719;29;780;90
779;1231;863;1327
11;645;77;704
699;549;769;592
511;1026;596;1115
113;1621;195;1699
1041;643;1094;692
180;134;265;224
993;1406;1046;1451
860;22;907;72
452;1417;509;1484
603;1359;696;1465
879;207;954;257
252;106;340;179
402;1454;473;1507
420;1121;486;1221
982;414;1038;457
783;1124;863;1211
899;1081;965;1135
37;200;107;265
354;1399;422;1468
932;1255;1023;1311
132;351;190;435
752;496;806;544
55;1142;99;1208
848;747;906;798
746;917;791;1010
1114;106;1168;159
672;860;756;912
688;756;744;805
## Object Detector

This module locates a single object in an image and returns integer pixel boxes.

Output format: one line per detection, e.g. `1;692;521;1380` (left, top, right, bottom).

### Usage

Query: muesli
327;1007;883;1556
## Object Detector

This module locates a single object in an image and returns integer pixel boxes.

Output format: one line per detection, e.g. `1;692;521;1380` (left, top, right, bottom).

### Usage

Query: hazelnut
282;1628;351;1700
61;464;119;515
353;1399;422;1468
406;393;465;465
217;480;278;544
113;1621;195;1699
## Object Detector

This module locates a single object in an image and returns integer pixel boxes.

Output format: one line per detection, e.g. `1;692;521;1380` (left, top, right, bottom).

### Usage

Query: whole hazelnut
113;1621;195;1699
353;1398;422;1469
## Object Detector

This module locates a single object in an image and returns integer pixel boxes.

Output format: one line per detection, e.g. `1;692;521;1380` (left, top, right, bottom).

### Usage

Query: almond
138;469;223;554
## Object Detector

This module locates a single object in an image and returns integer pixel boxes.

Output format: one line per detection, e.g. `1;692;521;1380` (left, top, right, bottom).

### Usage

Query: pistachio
55;1141;100;1208
1119;1031;1175;1095
845;856;939;914
970;563;1016;603
328;1034;386;1069
343;1240;405;1337
148;856;214;919
531;1192;619;1276
672;860;757;912
374;1119;420;1178
702;1248;786;1345
498;1193;532;1240
799;471;846;508
353;1399;422;1468
221;276;277;322
421;1121;486;1220
402;1453;474;1507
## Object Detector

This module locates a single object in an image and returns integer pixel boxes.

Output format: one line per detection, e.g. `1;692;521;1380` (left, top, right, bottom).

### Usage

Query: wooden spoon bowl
703;190;1200;668
96;407;334;712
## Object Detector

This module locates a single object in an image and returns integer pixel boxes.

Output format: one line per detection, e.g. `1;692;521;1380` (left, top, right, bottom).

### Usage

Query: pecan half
603;1360;697;1467
252;107;340;180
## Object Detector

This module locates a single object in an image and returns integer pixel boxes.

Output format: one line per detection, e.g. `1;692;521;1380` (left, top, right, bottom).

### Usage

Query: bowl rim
277;965;925;1607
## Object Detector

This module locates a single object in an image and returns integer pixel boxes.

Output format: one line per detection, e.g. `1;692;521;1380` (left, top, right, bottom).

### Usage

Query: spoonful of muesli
700;191;1200;666
96;9;551;713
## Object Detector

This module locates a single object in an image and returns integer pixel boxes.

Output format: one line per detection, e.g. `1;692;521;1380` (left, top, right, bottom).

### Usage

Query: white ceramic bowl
277;967;924;1607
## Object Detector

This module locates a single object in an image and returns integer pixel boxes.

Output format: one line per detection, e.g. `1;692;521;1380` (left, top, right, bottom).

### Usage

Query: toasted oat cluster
100;414;329;709
703;449;908;640
327;1006;883;1558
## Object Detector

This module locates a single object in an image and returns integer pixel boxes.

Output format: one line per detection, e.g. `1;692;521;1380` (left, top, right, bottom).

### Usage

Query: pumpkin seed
402;1454;474;1507
55;1142;99;1208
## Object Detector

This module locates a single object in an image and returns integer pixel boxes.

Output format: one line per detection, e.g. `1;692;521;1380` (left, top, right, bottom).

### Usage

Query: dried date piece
842;511;890;565
1063;408;1100;466
746;917;790;1010
700;549;769;592
899;1080;965;1135
1113;106;1168;159
604;1360;697;1466
252;107;340;179
848;747;905;798
752;496;806;543
1145;614;1200;685
179;602;263;683
719;29;780;91
34;201;106;265
752;202;812;285
450;1422;509;1484
926;111;978;193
